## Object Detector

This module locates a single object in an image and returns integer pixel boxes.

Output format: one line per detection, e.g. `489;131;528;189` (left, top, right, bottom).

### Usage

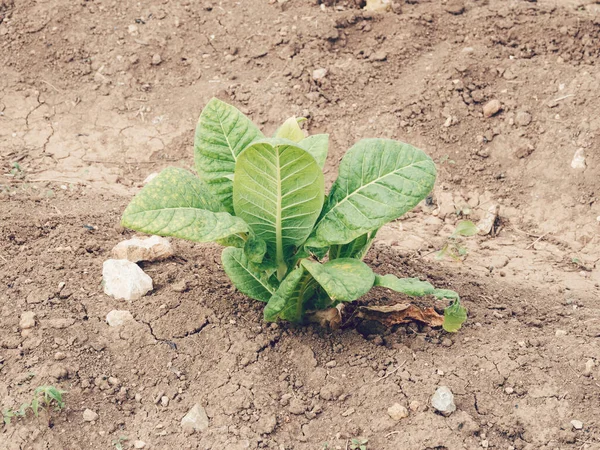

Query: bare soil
1;0;600;449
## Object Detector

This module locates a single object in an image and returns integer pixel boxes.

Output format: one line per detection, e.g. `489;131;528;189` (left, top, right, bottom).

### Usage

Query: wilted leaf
443;301;467;332
452;220;478;237
357;303;444;327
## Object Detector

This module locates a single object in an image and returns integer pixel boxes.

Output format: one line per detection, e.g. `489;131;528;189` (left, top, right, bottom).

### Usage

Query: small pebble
134;441;146;449
20;311;36;330
483;99;502;118
151;54;162;65
312;68;328;81
54;352;66;360
387;403;409;420
583;359;595;377
161;396;170;407
431;386;456;416
83;409;98;422
555;329;567;337
504;387;514;394
571;419;583;430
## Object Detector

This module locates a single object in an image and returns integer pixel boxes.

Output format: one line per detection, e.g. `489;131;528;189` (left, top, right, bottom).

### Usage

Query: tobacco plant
121;99;467;331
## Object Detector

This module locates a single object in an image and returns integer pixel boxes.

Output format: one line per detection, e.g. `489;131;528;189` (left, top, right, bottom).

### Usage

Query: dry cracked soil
1;0;600;449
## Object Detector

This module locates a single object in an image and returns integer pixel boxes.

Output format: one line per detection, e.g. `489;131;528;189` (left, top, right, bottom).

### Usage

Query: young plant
121;99;467;331
436;219;478;261
350;437;368;450
2;386;66;425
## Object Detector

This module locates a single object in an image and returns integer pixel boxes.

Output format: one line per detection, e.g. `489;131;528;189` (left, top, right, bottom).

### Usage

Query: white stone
112;235;173;263
133;441;146;449
143;172;159;184
19;311;36;330
387;403;409;420
583;359;595;376
312;68;328;81
102;259;153;301
571;419;583;430
555;329;567;337
571;148;586;169
431;386;456;416
365;0;391;12
181;404;209;432
106;310;135;327
83;409;98;422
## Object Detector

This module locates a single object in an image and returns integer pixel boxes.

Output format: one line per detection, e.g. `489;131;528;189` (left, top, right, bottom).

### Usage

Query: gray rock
387;403;409;420
102;259;153;301
19;311;36;330
112;236;173;263
106;310;135;327
181;404;209;433
83;409;98;422
431;386;456;416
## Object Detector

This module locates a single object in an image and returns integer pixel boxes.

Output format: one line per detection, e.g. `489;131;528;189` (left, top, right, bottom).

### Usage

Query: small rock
112;236;174;263
442;338;453;347
364;0;391;12
483;99;502;118
172;280;188;293
387;403;409;420
312;68;328;81
408;400;422;412
151;54;162;65
515;111;532;127
444;0;465;15
288;398;306;415
44;318;76;329
133;441;146;449
19;311;36;330
256;414;277;435
571;419;583;430
477;204;499;235
555;329;567;337
571;148;586;170
481;440;489;448
54;352;67;360
431;386;456;416
505;387;514;394
161;396;170;407
181;404;209;433
83;409;98;422
583;359;595;377
102;259;153;301
341;407;355;417
106;310;135;327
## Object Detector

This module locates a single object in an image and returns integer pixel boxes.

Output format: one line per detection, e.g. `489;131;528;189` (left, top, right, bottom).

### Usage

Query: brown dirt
1;0;600;449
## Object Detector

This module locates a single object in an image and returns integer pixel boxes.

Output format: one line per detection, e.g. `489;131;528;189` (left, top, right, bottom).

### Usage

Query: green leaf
311;139;436;246
374;274;435;296
122;167;249;243
222;247;276;302
233;139;325;280
216;234;245;248
301;258;374;302
31;397;39;417
330;228;378;260
275;117;305;142
433;289;460;301
244;234;267;264
45;387;65;408
452;220;478;237
443;300;467;332
299;134;328;168
264;267;317;322
194;98;264;212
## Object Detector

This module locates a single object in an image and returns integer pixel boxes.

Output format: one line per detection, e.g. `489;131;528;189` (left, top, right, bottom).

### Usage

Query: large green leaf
122;168;249;242
301;258;374;302
233;139;325;279
299;134;328;169
309;138;436;246
194;98;264;212
222;247;276;302
329;228;378;260
263;266;317;322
